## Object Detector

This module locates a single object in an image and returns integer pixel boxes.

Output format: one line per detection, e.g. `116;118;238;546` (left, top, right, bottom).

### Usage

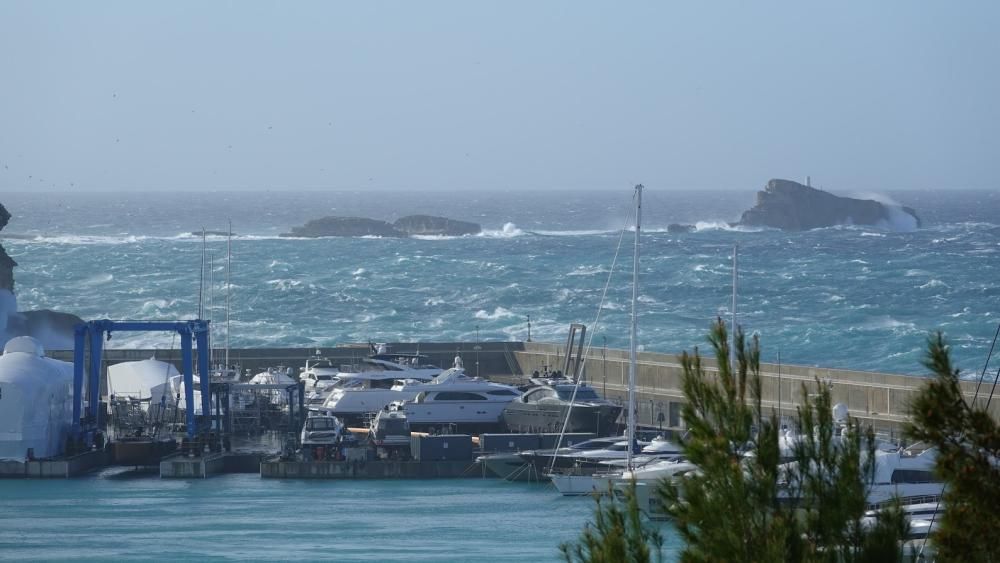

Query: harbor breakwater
46;340;1000;435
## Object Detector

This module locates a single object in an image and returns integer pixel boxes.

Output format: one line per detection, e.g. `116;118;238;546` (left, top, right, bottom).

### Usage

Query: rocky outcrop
667;223;695;233
0;203;15;291
738;179;921;231
0;202;83;350
281;217;404;238
393;215;481;236
282;215;482;238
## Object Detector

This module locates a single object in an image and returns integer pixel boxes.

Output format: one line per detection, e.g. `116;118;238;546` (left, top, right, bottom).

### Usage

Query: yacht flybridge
303;351;443;407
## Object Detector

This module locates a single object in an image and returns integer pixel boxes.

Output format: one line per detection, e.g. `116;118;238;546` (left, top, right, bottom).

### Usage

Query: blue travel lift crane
71;319;212;449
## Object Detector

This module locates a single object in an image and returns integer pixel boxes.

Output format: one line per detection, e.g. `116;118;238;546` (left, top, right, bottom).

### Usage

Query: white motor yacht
321;359;475;425
385;369;521;433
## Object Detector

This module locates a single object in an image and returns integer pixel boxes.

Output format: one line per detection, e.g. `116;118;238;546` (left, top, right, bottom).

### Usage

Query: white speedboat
553;457;699;497
548;438;686;496
369;407;411;448
385;369;521;433
300;415;347;447
478;436;624;481
300;357;342;397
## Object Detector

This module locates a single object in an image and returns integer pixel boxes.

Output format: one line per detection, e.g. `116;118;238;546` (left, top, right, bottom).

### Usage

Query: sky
0;1;997;193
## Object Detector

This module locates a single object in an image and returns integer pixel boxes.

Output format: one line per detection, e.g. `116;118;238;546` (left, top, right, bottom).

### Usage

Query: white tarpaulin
0;337;74;460
107;357;179;406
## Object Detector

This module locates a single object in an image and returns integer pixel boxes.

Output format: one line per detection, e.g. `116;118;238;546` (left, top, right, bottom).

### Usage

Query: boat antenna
226;219;232;370
626;183;642;472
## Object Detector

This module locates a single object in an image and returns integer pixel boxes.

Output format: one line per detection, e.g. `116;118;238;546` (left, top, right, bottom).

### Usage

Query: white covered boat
106;357;179;407
0;337;74;460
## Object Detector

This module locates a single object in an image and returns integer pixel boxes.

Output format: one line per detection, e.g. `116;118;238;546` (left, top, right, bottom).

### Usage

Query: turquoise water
0;473;678;561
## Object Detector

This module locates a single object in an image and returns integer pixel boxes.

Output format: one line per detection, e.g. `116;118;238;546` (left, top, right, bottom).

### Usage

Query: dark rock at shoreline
667;223;696;233
189;230;237;237
738;179;921;231
282;214;481;238
393;215;481;236
4;309;83;350
0;203;14;292
281;217;405;238
0;202;83;350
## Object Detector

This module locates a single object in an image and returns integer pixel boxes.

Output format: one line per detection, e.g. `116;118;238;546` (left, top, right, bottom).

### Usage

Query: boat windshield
316;374;334;381
306;418;339;431
379;418;409;434
555;386;601;401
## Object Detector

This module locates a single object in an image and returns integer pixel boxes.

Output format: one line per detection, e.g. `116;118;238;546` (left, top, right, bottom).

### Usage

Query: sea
0;187;998;560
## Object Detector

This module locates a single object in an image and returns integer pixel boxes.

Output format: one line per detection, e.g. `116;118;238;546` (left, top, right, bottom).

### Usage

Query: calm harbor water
0;473;680;561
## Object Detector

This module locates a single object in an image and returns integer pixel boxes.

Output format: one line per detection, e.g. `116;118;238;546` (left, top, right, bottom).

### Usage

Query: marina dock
47;340;1000;435
4;340;995;480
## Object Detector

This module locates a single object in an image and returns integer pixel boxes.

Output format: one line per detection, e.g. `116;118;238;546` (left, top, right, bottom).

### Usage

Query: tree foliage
905;331;1000;562
561;480;663;563
659;319;906;562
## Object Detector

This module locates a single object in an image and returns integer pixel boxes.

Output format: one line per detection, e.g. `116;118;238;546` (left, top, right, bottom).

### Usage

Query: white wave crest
848;191;920;232
919;279;949;290
474;306;517;320
411;234;460;241
567;265;608;276
479;223;524;238
532;229;614;236
267;279;302;291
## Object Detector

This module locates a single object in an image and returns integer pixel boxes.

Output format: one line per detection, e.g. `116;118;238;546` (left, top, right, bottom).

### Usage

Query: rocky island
737;179;921;231
0;203;83;350
282;214;482;238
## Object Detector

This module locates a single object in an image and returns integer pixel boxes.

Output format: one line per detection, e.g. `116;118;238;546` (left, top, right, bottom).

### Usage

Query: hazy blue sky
1;1;996;192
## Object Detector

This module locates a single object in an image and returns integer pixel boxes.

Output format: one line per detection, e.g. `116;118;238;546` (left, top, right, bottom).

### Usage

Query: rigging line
984;362;1000;410
547;188;637;476
973;322;1000;405
918;321;1000;558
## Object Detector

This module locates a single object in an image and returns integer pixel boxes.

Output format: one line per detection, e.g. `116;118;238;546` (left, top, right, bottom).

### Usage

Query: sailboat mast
198;228;206;319
226;220;232;369
627;184;642;470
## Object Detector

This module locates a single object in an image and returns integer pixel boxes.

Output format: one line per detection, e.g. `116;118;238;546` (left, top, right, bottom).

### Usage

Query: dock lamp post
526;315;531;342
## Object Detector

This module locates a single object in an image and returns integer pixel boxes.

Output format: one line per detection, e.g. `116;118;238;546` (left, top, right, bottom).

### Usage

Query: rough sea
3;188;998;375
1;188;998;561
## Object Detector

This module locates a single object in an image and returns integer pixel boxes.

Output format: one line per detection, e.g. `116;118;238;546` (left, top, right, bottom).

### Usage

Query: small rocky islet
669;178;922;232
281;214;482;238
